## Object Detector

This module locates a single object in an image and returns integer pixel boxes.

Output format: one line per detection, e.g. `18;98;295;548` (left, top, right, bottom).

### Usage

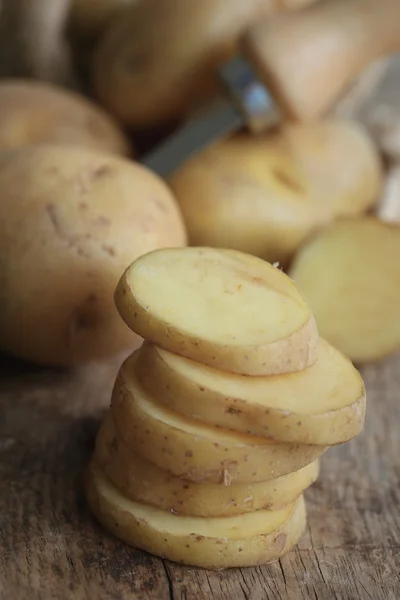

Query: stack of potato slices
85;247;366;569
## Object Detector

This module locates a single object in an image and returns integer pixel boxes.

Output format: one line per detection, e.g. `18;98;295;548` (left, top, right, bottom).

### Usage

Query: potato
112;353;326;484
96;413;320;517
69;0;137;44
115;247;318;376
91;0;276;128
0;145;186;365
289;218;400;363
136;338;365;445
0;80;130;156
168;120;382;265
85;460;307;569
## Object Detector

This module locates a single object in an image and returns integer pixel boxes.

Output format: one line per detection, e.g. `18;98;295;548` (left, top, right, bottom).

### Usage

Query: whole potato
69;0;138;43
0;145;186;366
168;119;382;265
0;79;130;156
92;0;276;128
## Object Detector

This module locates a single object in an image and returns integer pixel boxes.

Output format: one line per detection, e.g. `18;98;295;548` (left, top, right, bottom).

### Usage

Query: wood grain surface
1;346;400;600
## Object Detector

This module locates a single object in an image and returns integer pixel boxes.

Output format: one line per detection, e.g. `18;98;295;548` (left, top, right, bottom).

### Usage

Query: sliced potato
135;338;365;445
168;120;382;265
111;353;326;484
96;413;320;517
85;460;307;569
115;247;318;376
289;218;400;362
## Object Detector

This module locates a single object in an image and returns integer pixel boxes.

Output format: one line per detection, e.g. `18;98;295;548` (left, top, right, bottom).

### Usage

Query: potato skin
0;145;186;365
92;0;275;127
96;413;320;517
0;79;130;156
168;120;382;265
85;460;307;570
69;0;137;44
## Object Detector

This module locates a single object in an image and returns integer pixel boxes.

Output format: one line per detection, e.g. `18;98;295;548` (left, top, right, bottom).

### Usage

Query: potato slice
289;218;400;362
115;247;318;375
85;460;307;569
168;120;382;265
112;354;326;484
96;413;320;517
135;338;365;445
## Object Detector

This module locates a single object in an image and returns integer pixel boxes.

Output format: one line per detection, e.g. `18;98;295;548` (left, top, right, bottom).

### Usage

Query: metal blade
140;98;244;178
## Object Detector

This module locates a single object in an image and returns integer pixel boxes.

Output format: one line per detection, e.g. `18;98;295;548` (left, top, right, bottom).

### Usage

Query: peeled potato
290;218;400;363
115;247;318;376
135;338;365;445
0;80;130;155
85;460;307;569
112;353;326;484
91;0;278;128
96;413;319;516
168;120;382;265
0;145;186;365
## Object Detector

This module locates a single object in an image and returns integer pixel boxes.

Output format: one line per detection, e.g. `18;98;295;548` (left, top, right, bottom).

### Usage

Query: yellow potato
136;338;365;445
91;0;276;127
168;120;382;265
289;218;400;363
96;413;320;516
115;247;318;376
112;353;326;484
0;145;186;365
85;460;307;569
0;80;130;156
69;0;137;44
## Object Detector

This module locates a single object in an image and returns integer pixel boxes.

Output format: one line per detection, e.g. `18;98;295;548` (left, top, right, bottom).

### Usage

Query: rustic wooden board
1;347;400;600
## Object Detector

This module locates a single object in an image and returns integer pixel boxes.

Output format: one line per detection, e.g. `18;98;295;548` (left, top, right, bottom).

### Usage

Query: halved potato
289;218;400;362
96;413;320;516
115;247;318;376
168;120;382;265
135;338;365;445
85;460;307;569
111;353;326;484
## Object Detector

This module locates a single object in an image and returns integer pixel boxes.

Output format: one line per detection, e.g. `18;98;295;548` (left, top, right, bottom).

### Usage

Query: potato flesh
135;337;365;445
85;461;307;569
96;413;320;516
112;353;326;483
289;218;400;362
115;247;318;375
138;337;363;413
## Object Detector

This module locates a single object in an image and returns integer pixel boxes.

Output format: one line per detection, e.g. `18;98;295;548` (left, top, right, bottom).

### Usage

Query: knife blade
140;56;280;178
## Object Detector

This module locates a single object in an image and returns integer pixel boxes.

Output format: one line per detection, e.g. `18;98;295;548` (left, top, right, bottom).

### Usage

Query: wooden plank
1;349;400;600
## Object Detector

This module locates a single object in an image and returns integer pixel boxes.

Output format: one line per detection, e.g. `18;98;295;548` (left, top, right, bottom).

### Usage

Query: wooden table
1;347;400;600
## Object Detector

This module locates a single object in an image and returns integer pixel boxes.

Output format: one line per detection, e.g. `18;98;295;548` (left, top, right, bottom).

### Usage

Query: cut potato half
96;413;320;517
290;218;400;362
115;247;318;375
111;353;326;483
85;460;307;569
136;338;365;445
